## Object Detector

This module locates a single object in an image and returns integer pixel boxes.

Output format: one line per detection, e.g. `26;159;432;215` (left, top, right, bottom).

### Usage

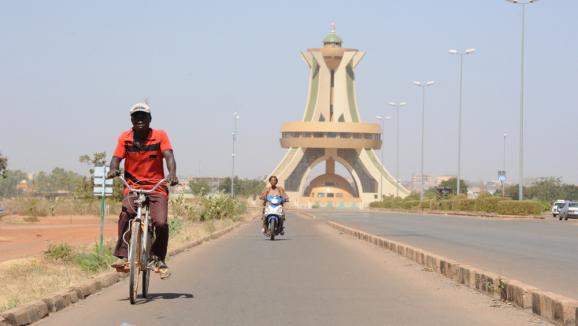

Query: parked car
0;207;4;217
558;201;578;221
551;199;567;217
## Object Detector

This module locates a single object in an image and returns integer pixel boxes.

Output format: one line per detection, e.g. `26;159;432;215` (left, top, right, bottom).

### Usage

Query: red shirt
113;128;172;196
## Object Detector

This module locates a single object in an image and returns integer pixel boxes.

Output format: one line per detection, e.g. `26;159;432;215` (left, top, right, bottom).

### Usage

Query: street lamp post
388;101;407;198
413;81;435;202
507;0;538;200
231;112;240;196
376;115;391;200
503;132;508;197
449;48;475;196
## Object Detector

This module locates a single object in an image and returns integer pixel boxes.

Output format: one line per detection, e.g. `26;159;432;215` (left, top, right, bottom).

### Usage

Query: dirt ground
0;214;118;263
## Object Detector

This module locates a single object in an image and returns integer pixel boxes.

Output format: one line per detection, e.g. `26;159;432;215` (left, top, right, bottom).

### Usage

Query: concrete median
328;220;578;326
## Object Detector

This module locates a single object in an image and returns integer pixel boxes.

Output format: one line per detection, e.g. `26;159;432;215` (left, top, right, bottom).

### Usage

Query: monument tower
270;25;410;208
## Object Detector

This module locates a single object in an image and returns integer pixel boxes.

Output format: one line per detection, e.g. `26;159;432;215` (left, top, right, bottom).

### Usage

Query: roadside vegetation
370;177;576;216
0;194;254;313
189;176;265;199
0;152;257;313
370;194;543;216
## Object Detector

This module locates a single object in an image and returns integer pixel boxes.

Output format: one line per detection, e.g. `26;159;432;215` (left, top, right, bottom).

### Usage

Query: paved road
309;209;578;300
38;216;548;326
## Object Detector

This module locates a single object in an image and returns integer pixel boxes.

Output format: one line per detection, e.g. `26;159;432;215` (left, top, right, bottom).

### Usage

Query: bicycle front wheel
141;227;153;298
129;220;142;304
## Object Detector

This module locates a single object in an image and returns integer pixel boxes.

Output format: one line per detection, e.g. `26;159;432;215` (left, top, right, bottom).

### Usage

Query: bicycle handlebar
115;172;167;194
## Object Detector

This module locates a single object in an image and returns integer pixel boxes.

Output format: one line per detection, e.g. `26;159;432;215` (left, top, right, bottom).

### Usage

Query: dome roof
323;32;343;45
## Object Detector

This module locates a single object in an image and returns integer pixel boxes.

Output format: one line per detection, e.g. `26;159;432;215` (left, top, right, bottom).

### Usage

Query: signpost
93;166;113;254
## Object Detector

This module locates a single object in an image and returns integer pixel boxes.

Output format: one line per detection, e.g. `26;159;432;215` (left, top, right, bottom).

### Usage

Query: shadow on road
145;293;194;301
118;293;194;304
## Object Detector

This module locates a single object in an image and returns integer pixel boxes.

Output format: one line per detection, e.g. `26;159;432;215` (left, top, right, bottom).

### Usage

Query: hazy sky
1;0;577;184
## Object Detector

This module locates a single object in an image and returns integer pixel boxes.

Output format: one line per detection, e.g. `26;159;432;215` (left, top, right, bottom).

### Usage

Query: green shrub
10;198;50;217
44;243;75;262
419;200;432;209
496;200;543;216
439;199;452;211
199;194;245;221
44;242;116;273
73;245;116;273
475;197;507;213
452;198;476;211
369;201;383;208
401;200;421;209
381;200;393;208
169;217;184;235
170;194;199;220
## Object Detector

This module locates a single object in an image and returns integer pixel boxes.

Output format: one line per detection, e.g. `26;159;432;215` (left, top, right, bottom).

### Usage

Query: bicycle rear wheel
129;220;142;304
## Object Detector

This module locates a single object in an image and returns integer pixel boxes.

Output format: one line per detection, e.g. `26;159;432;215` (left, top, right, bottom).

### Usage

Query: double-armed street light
413;81;435;202
506;0;538;200
449;48;476;196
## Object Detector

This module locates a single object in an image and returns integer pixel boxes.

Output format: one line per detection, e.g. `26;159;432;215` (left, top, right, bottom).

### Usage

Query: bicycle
114;172;167;304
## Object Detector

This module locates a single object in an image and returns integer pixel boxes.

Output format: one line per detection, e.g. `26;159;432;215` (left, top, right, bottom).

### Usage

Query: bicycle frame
115;173;167;303
119;176;166;260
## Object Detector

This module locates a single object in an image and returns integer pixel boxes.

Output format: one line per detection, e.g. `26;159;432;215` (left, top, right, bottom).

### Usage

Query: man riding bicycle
108;102;178;279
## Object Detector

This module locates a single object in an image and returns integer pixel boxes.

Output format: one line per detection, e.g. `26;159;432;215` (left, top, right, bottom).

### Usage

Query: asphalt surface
37;216;549;326
309;209;578;300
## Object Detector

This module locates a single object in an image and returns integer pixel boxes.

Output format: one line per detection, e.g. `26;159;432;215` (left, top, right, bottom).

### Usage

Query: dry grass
0;197;121;217
0;258;90;312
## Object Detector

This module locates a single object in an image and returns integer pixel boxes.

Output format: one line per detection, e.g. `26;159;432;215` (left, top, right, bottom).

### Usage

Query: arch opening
303;158;359;200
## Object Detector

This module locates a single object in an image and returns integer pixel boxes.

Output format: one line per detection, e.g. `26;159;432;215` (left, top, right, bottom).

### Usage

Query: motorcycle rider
259;176;288;234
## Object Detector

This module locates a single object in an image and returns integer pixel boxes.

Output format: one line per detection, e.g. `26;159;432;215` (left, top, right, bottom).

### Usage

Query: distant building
436;175;455;185
16;179;31;193
410;174;435;193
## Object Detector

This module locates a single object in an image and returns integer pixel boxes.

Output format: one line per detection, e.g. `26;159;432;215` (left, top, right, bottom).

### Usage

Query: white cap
129;102;151;115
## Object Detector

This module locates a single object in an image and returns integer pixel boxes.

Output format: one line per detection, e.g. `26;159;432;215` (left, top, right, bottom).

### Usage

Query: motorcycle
264;195;285;240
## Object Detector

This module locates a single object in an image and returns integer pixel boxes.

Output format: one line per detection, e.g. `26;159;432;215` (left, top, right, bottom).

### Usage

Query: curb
367;207;545;220
328;220;578;326
0;221;243;326
293;211;316;220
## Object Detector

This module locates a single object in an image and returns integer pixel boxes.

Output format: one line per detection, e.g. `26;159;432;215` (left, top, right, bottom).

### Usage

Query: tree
0;170;28;197
218;177;241;196
0;152;7;178
239;178;266;198
34;168;83;194
78;152;119;199
189;179;210;196
218;177;266;198
79;152;107;172
524;177;563;202
438;178;468;195
561;184;578;201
